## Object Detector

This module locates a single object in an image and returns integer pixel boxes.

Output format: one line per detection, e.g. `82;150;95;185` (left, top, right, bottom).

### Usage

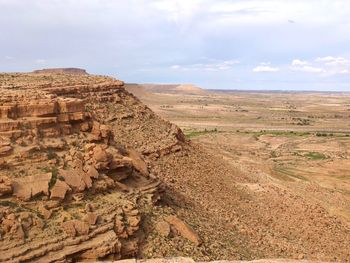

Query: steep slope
86;77;350;262
123;84;350;262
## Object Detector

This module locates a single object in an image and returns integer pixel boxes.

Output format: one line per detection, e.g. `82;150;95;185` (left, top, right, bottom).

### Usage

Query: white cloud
291;65;324;73
292;59;308;66
315;56;350;66
171;59;239;71
35;59;46;64
253;63;279;72
4;56;13;60
315;56;336;62
290;56;350;75
315;56;341;62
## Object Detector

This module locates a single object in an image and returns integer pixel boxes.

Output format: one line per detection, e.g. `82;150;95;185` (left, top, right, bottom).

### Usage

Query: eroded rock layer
0;73;176;262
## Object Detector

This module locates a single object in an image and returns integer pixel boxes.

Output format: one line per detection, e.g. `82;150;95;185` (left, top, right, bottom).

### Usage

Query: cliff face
0;73;184;262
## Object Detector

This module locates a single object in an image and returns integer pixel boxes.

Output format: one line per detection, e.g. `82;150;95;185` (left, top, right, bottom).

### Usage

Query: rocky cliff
0;73;184;262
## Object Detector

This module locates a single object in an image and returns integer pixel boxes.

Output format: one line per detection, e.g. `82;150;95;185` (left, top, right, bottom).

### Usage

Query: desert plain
127;83;350;243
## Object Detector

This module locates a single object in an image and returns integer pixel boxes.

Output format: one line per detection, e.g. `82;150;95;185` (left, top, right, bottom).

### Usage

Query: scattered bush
304;152;327;160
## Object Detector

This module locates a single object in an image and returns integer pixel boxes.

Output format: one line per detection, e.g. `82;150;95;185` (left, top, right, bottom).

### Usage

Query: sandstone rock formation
0;72;174;262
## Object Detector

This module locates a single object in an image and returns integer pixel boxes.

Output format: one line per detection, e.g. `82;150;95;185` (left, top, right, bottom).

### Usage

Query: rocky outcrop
0;176;12;196
33;68;88;75
12;173;51;201
0;95;91;140
0;73;170;262
165;216;201;246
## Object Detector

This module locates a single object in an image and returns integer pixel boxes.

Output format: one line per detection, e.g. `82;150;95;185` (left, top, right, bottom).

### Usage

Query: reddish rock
50;180;71;200
100;124;111;137
74;220;89;235
12;173;51;201
84;143;96;152
82;172;93;189
0;158;6;168
10;223;25;240
0;176;12;196
93;146;113;163
80;122;90;132
2;218;15;233
19;212;33;231
127;215;141;227
127;148;149;176
59;169;86;192
62;221;76;237
86;166;99;179
0;145;12;156
91;121;102;139
165;216;201;246
38;205;52;220
91;174;115;193
84;212;98;225
114;215;125;237
155;221;171;237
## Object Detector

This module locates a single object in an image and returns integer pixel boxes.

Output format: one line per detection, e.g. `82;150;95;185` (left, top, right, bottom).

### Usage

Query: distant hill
124;83;149;98
33;68;88;75
125;83;207;96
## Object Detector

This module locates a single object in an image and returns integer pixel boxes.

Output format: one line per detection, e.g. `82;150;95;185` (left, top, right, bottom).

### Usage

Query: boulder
127;148;149;176
50;180;71;200
59;169;86;192
93;146;113;163
155;221;171;237
38;205;52;220
100;124;111;139
74;220;90;235
0;176;12;196
0;145;13;156
84;212;98;225
62;220;89;237
86;166;99;179
12;173;51;201
62;221;76;237
165;216;201;246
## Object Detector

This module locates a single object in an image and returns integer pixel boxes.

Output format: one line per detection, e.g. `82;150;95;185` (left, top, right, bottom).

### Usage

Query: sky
1;0;350;91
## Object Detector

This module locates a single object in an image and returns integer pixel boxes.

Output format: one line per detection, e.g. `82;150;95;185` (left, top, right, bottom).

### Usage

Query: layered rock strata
0;73;174;262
